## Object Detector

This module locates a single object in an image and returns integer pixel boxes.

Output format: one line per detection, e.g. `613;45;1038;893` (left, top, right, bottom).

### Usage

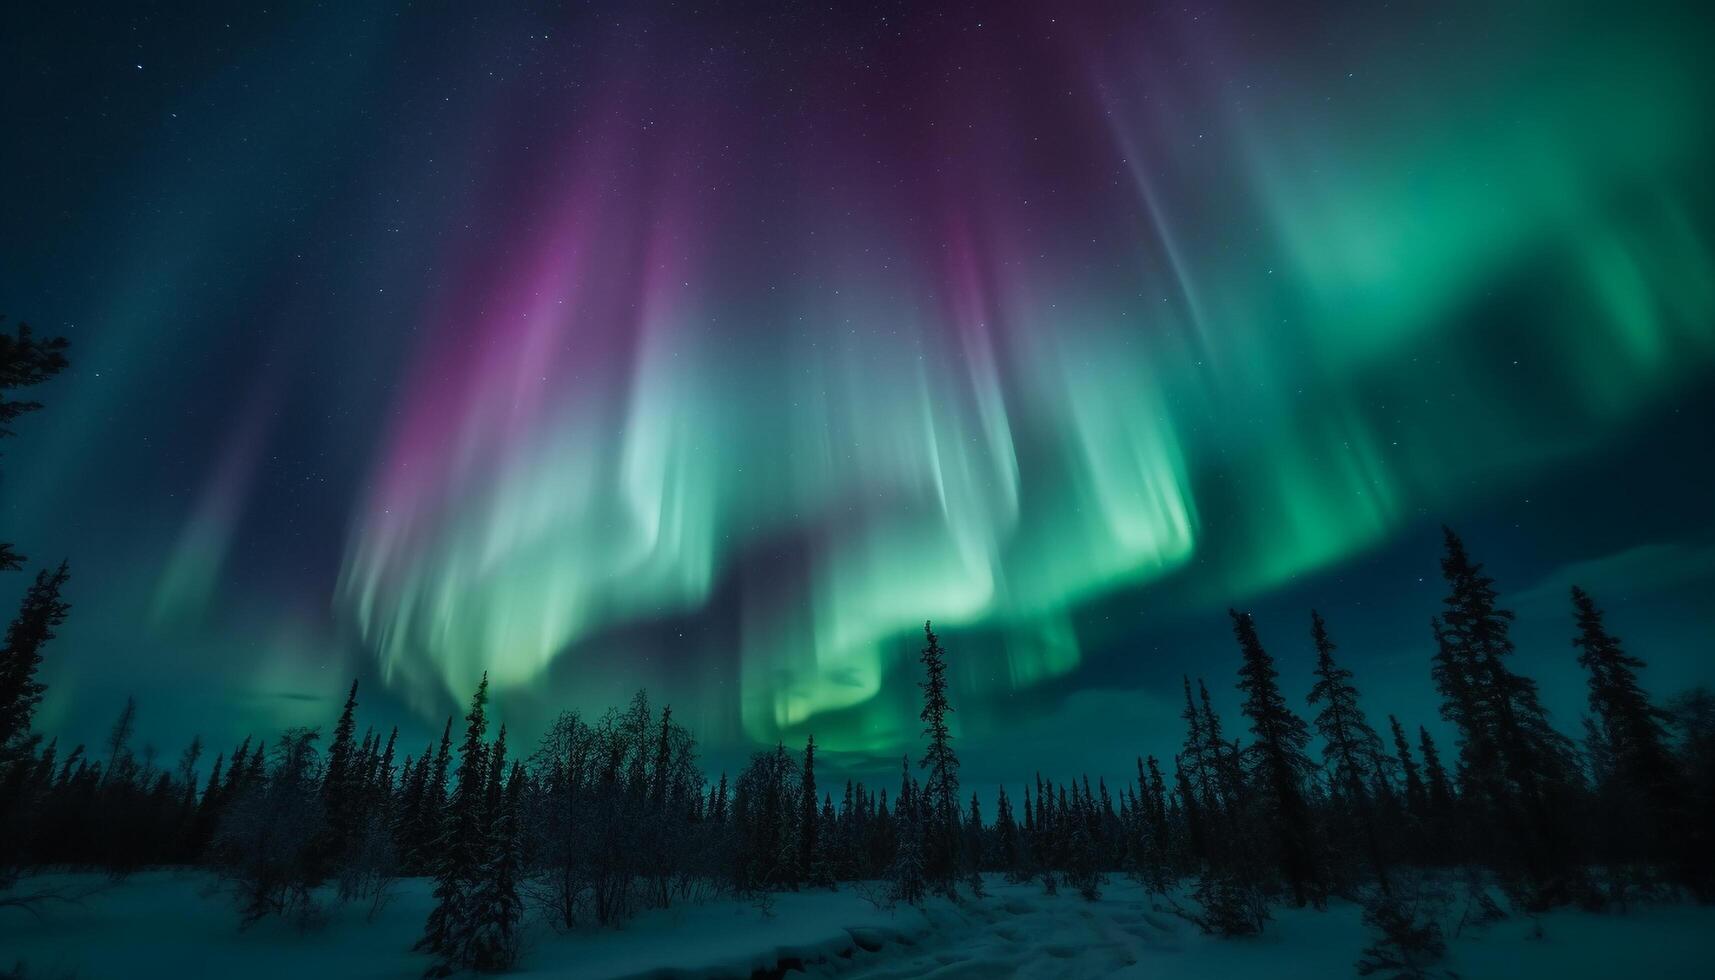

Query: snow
4;873;1713;979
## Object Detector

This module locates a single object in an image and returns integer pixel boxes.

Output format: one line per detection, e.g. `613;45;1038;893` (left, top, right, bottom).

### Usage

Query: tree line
3;315;1713;976
4;534;1713;974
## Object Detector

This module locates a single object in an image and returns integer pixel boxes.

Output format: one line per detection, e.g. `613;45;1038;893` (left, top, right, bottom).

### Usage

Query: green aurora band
332;4;1715;752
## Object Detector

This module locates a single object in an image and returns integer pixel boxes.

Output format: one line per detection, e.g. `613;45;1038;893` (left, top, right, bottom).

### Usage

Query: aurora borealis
2;1;1713;785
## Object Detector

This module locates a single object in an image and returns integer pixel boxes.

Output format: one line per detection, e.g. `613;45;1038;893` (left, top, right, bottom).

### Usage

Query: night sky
2;1;1712;796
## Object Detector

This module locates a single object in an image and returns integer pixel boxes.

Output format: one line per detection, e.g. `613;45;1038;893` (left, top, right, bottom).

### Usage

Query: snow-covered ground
3;873;1712;979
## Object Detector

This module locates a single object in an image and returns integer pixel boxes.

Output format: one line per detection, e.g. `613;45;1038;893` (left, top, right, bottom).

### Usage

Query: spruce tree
483;724;508;834
1666;688;1715;898
1049;778;1064;842
174;736;204;810
1097;777;1118;857
800;734;819;881
965;792;985;874
103;695;137;783
1308;612;1387;800
1176;678;1215;865
419;674;492;971
409;719;454;873
994;785;1019;876
1413;724;1454;861
650;706;674;809
1020;782;1037;878
818;792;837;882
1197;678;1250;868
1413;727;1454;813
773;740;799;888
0;562;70;762
1173;754;1204;871
1571;586;1693;886
320;679;361;861
244;739;266;786
394;751;423;857
1390;716;1427;820
1306;611;1390;891
1435;529;1577;904
464;763;524;973
916;621;959;890
1232;609;1322;907
1142;756;1173;893
189;751;226;856
889;806;927;904
323;680;360;800
376;728;398;807
0;319;71;572
217;737;249;803
0;320;70;441
1066;779;1102;899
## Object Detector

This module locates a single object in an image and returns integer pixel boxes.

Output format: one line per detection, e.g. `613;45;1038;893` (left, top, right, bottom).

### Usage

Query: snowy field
4;872;1713;979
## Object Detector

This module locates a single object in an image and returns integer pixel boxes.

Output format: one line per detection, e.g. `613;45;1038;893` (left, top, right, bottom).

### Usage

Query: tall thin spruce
916;620;960;891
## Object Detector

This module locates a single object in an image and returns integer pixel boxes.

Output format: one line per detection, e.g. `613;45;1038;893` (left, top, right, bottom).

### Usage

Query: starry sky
2;1;1712;793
